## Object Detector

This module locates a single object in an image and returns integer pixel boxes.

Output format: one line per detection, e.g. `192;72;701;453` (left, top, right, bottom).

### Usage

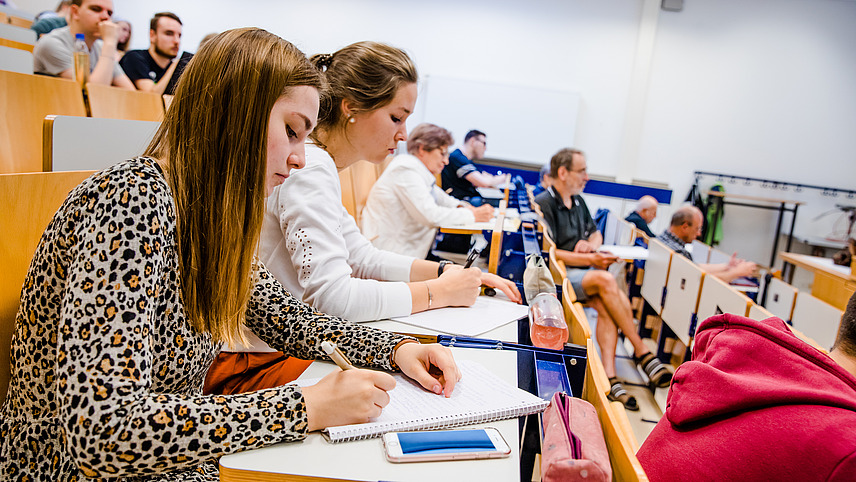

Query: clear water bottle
73;33;89;86
528;292;568;350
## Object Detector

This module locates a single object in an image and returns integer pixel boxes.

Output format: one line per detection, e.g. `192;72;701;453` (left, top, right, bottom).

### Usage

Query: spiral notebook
297;359;549;443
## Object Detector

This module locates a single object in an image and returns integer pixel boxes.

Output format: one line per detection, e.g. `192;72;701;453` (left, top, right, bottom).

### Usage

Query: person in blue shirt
441;130;506;206
532;162;552;197
625;195;658;238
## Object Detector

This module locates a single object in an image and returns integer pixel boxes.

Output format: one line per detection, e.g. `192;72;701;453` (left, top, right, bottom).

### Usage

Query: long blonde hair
145;28;323;344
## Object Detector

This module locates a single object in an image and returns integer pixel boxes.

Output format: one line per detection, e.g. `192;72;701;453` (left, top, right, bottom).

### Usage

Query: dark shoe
636;352;673;388
607;377;639;411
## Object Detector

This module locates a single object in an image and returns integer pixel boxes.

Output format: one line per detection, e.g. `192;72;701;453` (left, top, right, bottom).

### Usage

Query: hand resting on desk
479;272;523;303
302;343;460;431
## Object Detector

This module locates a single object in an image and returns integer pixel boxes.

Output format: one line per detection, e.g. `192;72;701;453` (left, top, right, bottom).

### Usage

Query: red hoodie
637;314;856;481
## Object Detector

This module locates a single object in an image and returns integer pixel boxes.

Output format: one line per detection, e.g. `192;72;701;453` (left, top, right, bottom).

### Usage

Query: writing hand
303;368;396;432
433;267;482;307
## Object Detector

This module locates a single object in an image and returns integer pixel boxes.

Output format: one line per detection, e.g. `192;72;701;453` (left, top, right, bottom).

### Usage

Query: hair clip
315;53;333;69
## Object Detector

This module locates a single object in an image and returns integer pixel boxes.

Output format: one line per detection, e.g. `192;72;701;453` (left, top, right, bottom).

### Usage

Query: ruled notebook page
297;359;549;442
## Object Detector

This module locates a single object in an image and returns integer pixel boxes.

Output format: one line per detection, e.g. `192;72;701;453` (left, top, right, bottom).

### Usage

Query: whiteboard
412;75;580;166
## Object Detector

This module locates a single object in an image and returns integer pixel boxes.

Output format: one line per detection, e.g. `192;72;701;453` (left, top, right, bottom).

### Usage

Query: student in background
637;294;856;480
0;28;459;480
33;0;134;89
657;205;756;282
535;148;672;410
532;162;552;196
113;18;130;61
625;195;658;238
362;123;494;258
206;42;519;395
120;12;184;95
441;130;507;206
31;0;71;38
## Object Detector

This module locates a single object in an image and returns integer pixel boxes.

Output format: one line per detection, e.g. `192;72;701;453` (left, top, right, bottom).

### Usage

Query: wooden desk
219;347;521;482
780;252;855;311
438;208;521;235
705;191;802;267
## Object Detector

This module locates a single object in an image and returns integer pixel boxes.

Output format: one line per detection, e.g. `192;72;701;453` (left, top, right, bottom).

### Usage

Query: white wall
17;0;856;265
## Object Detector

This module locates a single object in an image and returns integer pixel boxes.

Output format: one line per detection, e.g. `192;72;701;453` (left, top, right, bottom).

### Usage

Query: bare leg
582;271;649;357
588;296;618;378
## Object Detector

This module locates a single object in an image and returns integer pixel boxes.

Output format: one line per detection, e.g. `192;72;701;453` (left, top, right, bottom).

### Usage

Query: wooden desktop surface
779;252;855;311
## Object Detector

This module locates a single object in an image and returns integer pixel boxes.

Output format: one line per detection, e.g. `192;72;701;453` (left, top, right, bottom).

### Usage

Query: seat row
641;238;837;362
1;70;170;174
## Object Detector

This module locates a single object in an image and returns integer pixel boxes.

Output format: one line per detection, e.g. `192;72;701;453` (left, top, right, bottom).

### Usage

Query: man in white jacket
362;123;494;257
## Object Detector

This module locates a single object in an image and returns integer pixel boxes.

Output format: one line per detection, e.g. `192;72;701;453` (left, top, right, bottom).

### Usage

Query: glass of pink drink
528;293;569;350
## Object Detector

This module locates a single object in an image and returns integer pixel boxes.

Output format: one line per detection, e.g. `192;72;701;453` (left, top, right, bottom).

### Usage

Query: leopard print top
0;158;407;481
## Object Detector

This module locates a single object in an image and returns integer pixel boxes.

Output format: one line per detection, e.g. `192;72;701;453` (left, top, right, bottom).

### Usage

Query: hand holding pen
303;341;396;431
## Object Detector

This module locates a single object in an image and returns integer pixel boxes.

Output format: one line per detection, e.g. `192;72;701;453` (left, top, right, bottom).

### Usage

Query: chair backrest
696;273;751;324
615;219;636;246
541;227;556;253
690;240;710;264
162;94;174;111
86;83;165;121
748;303;827;353
583;339;649;481
764;277;798;323
0;5;34;29
0;36;32;52
562;278;590;345
0;22;36;45
0;71;87;173
0;43;31;73
338;166;357;219
487;201;507;274
661;253;705;345
602;210;620;245
349;160;379;227
43;115;159;171
548;245;566;285
0;170;96;404
791;292;843;351
640;239;673;314
708;247;732;266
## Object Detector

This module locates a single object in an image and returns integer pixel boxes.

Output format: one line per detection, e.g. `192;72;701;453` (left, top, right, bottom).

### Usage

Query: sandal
636;352;673;388
607;377;639;411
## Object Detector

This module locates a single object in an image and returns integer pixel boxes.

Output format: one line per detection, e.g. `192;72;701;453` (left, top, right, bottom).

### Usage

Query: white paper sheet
390;296;529;337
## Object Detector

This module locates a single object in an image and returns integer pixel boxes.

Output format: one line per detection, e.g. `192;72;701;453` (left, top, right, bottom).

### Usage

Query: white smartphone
382;428;512;463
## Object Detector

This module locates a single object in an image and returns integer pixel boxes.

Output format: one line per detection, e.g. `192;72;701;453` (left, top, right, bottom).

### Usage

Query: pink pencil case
541;392;612;482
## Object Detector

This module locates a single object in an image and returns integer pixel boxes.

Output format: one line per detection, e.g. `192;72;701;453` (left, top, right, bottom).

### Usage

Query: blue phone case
398;430;496;454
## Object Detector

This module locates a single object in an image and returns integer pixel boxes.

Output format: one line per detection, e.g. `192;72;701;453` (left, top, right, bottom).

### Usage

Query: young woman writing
206;41;520;395
0;28;459;480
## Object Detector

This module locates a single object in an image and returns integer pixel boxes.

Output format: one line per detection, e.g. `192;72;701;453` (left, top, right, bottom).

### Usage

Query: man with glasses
441;130;507;206
535;148;672;411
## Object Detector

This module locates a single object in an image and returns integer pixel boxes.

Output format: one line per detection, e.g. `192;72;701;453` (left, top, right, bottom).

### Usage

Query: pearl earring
348;116;356;124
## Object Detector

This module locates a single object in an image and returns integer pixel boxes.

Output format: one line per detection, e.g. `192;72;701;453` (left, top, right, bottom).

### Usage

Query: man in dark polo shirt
119;12;188;95
625;195;658;238
535;148;672;410
441;130;506;206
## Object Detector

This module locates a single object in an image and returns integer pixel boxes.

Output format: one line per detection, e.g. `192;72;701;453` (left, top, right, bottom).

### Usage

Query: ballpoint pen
321;341;356;370
463;234;489;268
